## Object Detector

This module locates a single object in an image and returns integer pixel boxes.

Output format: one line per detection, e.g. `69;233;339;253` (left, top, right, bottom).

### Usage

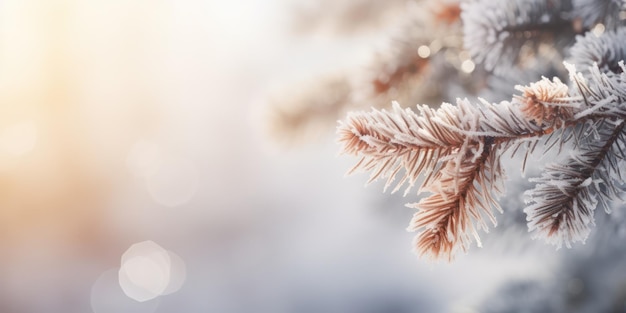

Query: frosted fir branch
567;27;626;79
566;61;626;119
338;77;574;259
337;102;468;195
407;141;504;260
514;77;576;128
462;0;577;73
338;60;626;260
338;98;510;260
524;119;626;248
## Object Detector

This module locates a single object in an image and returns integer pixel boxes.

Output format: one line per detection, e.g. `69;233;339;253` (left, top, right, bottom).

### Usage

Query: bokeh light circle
118;241;186;302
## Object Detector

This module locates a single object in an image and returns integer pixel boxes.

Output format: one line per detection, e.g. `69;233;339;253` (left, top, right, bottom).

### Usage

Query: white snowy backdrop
0;0;624;312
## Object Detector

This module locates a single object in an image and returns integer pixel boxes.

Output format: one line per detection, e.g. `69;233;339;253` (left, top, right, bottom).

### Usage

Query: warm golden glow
0;0;167;236
0;121;38;156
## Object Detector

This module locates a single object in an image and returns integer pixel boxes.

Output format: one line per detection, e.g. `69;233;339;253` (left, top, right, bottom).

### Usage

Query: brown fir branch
515;77;573;127
338;101;488;195
407;138;503;259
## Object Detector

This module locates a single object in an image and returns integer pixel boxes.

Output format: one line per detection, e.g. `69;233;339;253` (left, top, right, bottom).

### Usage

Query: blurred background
1;0;625;312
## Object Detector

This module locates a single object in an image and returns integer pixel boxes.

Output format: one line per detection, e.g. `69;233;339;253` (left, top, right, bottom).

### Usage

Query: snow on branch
406;138;504;260
568;27;626;78
524;118;626;248
337;58;626;259
338;102;467;195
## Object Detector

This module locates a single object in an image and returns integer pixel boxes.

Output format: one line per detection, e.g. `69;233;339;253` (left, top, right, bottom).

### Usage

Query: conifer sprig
338;55;626;259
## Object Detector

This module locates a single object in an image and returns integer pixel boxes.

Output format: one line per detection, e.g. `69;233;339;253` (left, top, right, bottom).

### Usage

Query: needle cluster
338;28;626;259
